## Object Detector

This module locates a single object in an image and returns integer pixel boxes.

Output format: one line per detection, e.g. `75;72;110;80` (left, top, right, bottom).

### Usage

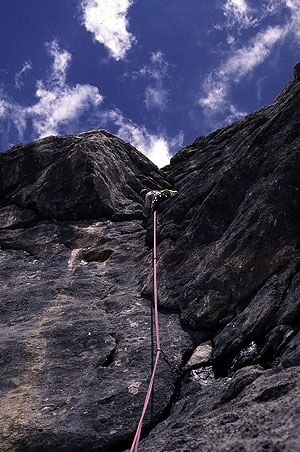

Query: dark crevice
98;333;118;369
0;241;36;256
125;359;216;452
211;262;300;378
117;365;185;452
141;293;181;316
180;321;214;346
102;345;117;368
157;304;180;316
82;248;114;263
93;333;200;452
258;329;297;370
119;345;205;452
97;437;134;452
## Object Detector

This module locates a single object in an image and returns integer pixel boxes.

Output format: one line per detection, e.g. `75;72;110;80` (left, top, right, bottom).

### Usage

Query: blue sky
0;0;299;167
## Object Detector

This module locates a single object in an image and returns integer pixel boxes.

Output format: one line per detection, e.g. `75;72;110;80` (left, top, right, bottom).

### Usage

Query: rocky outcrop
0;130;168;222
1;63;300;452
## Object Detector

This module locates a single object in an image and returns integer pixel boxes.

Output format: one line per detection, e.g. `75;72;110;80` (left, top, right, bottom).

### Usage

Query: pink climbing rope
153;210;160;351
130;210;161;452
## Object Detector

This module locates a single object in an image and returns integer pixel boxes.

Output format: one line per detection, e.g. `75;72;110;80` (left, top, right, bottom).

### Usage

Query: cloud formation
26;40;103;137
81;0;136;60
0;99;7;117
200;25;286;114
224;25;287;82
106;109;183;167
0;40;103;143
286;0;300;39
15;61;32;89
46;40;71;87
222;0;256;29
199;0;295;123
134;51;170;110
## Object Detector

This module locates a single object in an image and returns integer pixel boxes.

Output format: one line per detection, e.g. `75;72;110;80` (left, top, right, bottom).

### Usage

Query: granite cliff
1;62;300;452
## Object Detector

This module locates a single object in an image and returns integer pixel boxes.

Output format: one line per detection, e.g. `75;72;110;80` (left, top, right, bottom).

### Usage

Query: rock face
0;130;167;222
1;63;300;452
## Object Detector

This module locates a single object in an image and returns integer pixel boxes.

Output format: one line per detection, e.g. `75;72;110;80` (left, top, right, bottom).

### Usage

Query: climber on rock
140;188;178;220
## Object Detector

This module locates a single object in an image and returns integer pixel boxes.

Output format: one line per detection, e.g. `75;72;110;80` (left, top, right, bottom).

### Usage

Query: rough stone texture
138;366;300;452
0;130;168;222
1;63;300;452
0;131;191;452
0;204;38;229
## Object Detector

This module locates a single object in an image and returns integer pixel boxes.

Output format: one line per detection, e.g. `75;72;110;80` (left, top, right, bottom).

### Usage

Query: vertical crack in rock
101;339;117;368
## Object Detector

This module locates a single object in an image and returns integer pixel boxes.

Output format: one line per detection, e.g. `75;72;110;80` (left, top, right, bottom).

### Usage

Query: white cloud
220;0;291;31
210;0;300;116
262;0;283;14
15;61;32;89
286;0;300;40
200;76;229;111
199;25;288;115
0;96;27;142
28;82;103;138
106;109;183;167
135;51;170;110
221;0;300;40
27;42;177;166
139;51;169;80
145;86;168;110
0;99;7;117
80;0;136;60
0;40;103;142
26;40;103;138
0;39;178;168
46;40;71;86
224;25;287;82
11;104;27;138
222;0;256;29
224;104;248;125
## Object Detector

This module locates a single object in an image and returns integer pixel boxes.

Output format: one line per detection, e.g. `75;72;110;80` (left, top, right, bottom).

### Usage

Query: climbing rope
130;210;161;452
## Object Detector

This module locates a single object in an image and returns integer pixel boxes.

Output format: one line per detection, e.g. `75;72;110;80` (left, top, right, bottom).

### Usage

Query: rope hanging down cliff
130;210;160;452
130;190;177;452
